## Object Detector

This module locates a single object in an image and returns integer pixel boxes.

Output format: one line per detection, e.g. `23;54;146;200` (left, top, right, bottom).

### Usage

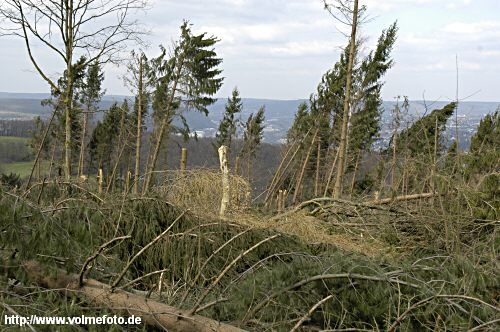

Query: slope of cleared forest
0;1;498;331
1;168;498;331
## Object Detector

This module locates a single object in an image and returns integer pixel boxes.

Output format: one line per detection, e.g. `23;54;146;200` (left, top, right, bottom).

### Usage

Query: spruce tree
78;60;105;177
240;106;265;182
43;56;87;172
143;21;223;193
287;102;311;143
466;110;499;175
284;22;398;199
216;87;243;152
392;102;456;158
88;102;124;175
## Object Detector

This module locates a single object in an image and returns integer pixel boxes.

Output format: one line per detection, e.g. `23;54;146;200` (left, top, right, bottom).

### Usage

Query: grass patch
1;160;49;178
0;135;29;143
0;136;32;163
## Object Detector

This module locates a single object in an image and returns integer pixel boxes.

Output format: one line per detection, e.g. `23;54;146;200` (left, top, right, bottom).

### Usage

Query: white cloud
269;40;337;56
0;0;499;101
442;21;500;35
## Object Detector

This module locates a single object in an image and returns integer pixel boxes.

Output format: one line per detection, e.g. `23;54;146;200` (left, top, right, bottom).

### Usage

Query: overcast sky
0;0;499;102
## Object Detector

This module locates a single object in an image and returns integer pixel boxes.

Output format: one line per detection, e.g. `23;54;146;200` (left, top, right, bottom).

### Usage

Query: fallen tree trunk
270;193;439;221
21;260;246;332
367;192;438;205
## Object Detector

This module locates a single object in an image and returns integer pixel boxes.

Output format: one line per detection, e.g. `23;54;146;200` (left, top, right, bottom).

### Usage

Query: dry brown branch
367;192;439;205
290;294;333;332
194;298;229;314
120;268;170;290
79;235;131;287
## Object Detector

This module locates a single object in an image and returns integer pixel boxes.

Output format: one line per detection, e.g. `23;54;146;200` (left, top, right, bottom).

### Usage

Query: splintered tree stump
98;168;103;194
277;189;284;213
180;147;187;175
219;145;230;217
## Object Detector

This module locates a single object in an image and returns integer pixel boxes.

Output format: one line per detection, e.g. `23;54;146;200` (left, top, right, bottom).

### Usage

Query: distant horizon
1;90;499;104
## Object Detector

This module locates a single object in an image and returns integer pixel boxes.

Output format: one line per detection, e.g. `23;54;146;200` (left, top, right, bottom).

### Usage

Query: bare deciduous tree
123;51;152;194
0;0;148;180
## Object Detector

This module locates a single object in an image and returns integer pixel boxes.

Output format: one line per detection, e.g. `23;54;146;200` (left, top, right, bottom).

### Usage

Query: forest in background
0;0;498;331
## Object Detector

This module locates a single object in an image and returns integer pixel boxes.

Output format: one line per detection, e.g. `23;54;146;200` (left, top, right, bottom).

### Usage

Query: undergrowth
1;180;498;331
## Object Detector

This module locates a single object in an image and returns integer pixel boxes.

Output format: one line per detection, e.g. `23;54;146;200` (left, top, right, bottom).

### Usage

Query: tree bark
64;0;74;181
78;112;88;177
180;148;187;175
19;260;245;332
349;151;361;198
333;0;359;199
314;137;321;197
293;129;318;204
134;57;144;195
219;145;230;217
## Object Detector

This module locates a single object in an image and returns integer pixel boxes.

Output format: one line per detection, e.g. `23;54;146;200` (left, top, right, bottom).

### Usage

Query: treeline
17;19;265;194
1;0;498;204
0;119;36;137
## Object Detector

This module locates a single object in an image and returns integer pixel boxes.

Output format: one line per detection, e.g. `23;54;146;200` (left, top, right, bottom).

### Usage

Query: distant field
0;136;32;163
0;136;29;143
1;161;49;178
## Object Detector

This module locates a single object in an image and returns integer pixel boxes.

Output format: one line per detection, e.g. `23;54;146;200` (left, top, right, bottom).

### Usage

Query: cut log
22;260;245;332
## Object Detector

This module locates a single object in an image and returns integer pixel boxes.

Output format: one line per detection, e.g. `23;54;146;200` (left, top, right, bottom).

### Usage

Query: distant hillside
0;92;498;148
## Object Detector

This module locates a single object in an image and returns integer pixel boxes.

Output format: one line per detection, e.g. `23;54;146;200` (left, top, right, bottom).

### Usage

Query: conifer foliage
143;21;224;193
467;110;499;175
277;22;398;202
216;87;243;151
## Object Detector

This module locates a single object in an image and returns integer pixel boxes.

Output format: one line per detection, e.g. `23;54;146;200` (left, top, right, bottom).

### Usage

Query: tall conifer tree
216;87;243;153
143;21;223;193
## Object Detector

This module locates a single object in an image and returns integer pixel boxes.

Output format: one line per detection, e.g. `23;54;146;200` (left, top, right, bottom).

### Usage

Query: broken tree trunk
180;147;187;175
219;145;230;217
277;189;284;213
98;168;103;194
20;260;245;332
